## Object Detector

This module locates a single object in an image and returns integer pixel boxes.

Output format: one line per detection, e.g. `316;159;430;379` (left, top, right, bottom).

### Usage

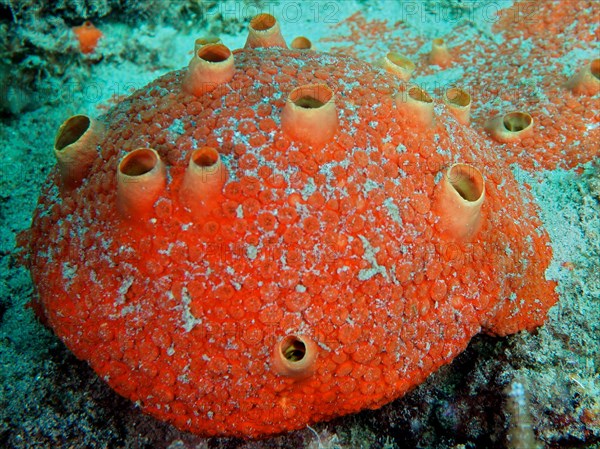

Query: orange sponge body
73;21;103;54
23;48;561;438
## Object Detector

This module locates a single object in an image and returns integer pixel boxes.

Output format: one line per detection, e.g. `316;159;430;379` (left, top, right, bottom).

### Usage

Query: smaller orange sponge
73;21;103;54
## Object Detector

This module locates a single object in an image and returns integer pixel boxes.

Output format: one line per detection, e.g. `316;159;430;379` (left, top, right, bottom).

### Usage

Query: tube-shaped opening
281;83;338;148
117;148;166;220
434;163;485;241
485;111;534;143
503;111;532;132
272;335;317;378
445;87;470;107
377;52;416;81
443;87;471;125
395;85;435;127
566;58;600;95
388;52;416;71
193;146;219;167
592;59;600;80
447;164;485;203
251;13;276;31
183;43;235;96
282;336;306;361
244;13;287;49
180;147;228;218
291;36;313;50
408;86;433;103
119;148;158;176
197;43;231;63
55;115;90;151
289;84;333;107
430;38;451;67
194;36;221;53
54;115;103;189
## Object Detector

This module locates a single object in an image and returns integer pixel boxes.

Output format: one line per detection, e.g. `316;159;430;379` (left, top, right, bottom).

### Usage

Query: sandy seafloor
0;1;599;448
